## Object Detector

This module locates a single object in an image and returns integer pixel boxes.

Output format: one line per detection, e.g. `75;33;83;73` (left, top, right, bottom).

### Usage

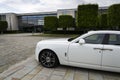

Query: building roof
16;11;57;16
57;8;77;11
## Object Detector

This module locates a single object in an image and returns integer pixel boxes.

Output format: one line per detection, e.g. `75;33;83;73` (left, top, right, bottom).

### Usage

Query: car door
102;34;120;70
68;34;105;66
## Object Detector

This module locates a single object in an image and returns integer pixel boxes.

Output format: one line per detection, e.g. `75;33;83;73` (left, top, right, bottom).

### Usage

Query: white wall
57;9;76;18
6;13;18;30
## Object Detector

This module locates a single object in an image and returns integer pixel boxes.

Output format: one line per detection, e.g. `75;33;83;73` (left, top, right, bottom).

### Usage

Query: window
84;34;105;44
108;34;120;45
0;15;6;21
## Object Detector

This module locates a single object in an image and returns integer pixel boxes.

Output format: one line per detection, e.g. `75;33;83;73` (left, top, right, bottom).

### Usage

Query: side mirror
79;39;85;45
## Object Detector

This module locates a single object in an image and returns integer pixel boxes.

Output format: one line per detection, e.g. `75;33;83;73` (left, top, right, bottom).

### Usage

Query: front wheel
39;50;59;68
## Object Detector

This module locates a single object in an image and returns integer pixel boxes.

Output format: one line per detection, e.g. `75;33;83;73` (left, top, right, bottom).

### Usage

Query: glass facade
18;13;57;32
0;15;6;21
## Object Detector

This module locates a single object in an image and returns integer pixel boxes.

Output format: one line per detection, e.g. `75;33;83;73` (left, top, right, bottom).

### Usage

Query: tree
99;14;108;29
77;4;98;30
0;21;8;34
108;4;120;29
44;16;58;31
59;15;74;29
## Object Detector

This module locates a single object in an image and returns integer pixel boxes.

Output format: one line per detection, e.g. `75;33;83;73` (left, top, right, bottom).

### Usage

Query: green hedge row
44;16;58;31
76;4;120;30
59;15;75;29
44;15;75;31
0;21;8;32
99;14;108;29
77;4;98;29
108;4;120;29
44;4;120;32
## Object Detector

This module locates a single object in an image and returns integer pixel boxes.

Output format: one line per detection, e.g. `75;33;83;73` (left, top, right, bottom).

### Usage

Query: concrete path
0;55;120;80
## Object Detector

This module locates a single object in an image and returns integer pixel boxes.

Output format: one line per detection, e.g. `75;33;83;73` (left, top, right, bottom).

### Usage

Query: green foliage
99;14;108;29
73;18;76;27
44;16;58;31
0;21;8;32
108;4;120;29
77;4;98;29
59;15;75;28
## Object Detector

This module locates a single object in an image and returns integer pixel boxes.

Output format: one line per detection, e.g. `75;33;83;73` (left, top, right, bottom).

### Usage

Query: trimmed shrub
0;21;8;33
108;4;120;29
99;14;108;29
44;16;58;31
59;15;75;29
77;4;98;30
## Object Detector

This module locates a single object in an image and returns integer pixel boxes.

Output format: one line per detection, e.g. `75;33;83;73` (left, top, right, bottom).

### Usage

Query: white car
35;31;120;72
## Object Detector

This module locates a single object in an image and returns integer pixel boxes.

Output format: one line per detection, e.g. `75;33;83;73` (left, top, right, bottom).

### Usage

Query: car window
84;34;105;44
108;34;120;45
68;35;80;42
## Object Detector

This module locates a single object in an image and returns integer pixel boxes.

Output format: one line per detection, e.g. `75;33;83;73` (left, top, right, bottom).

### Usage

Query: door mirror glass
79;39;85;45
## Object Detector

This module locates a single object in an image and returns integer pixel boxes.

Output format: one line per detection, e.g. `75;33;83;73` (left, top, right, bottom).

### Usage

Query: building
57;9;76;18
17;12;57;32
0;7;107;32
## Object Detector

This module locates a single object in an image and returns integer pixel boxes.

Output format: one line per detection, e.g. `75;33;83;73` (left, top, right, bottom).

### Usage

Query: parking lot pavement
0;33;56;73
0;55;120;80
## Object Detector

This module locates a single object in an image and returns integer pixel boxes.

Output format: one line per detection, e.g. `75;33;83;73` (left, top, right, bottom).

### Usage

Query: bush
59;15;75;29
108;4;120;29
0;21;8;33
77;4;98;30
99;14;108;29
44;16;58;31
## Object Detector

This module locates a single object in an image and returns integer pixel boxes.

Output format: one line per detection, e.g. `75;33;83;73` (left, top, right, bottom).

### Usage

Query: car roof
88;30;120;34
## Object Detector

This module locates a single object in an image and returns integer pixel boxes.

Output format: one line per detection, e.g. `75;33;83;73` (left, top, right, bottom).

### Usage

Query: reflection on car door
102;34;120;71
68;34;105;67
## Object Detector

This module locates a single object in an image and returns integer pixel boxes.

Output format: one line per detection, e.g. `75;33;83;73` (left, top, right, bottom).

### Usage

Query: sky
0;0;120;13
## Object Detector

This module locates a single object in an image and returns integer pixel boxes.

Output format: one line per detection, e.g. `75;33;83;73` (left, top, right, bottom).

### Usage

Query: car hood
38;38;69;44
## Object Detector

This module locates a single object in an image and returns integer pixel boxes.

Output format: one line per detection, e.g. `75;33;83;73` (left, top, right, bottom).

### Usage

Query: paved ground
0;33;57;73
0;55;120;80
0;33;120;80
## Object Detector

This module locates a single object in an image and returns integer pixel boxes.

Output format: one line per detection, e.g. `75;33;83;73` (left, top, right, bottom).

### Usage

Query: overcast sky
0;0;120;13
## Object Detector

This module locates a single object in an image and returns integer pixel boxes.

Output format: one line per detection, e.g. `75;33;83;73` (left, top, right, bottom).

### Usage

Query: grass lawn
31;33;79;38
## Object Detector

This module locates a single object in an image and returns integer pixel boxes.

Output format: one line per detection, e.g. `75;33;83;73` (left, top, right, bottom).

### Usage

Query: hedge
99;14;108;29
108;4;120;29
59;15;75;29
44;16;58;31
0;21;8;32
77;4;98;30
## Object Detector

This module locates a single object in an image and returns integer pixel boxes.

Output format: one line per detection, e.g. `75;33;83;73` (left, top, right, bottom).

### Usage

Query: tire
39;50;59;68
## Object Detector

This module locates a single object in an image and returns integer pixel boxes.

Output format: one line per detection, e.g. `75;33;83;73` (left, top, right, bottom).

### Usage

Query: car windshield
68;35;80;41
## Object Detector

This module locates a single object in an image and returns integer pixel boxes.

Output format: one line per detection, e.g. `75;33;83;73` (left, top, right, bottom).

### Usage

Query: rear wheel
39;50;59;68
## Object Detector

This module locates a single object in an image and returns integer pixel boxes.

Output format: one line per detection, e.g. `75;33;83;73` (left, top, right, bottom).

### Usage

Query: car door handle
94;48;113;51
102;48;113;51
93;48;102;50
